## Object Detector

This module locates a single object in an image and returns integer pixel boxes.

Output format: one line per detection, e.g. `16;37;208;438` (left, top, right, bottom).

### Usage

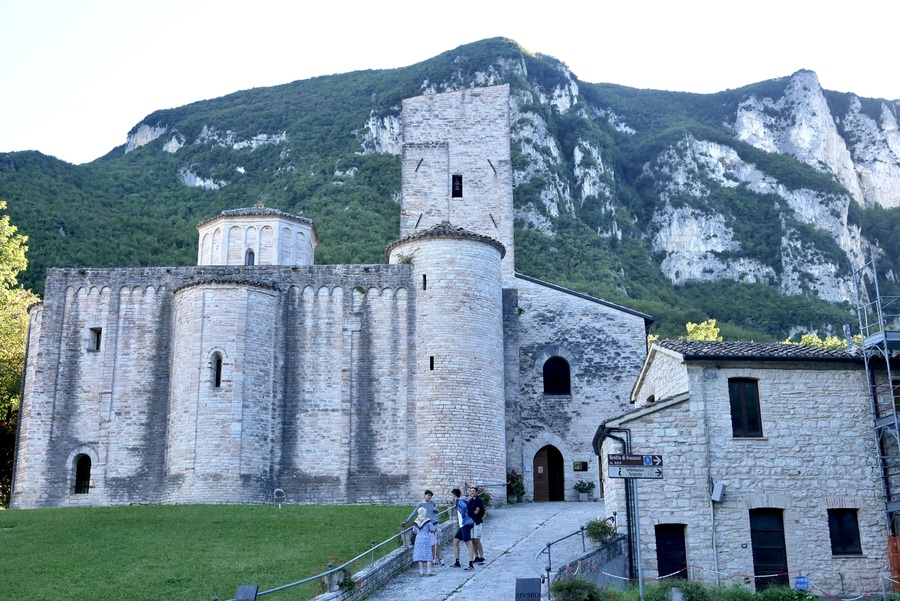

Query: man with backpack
450;488;476;570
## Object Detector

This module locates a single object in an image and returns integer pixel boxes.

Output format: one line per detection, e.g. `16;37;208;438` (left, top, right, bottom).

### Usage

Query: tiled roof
384;221;506;258
657;339;861;362
514;272;653;322
196;206;315;229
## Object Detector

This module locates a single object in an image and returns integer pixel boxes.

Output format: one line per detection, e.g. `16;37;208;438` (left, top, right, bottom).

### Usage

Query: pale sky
1;0;896;165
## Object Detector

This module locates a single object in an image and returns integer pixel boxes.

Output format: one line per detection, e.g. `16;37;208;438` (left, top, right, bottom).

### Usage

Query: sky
2;0;897;165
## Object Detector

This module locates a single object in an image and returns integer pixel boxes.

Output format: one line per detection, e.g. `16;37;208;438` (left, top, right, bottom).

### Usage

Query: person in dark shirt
467;485;485;563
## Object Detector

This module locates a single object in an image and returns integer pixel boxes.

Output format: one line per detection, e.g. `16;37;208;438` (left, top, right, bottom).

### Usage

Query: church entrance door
533;445;564;501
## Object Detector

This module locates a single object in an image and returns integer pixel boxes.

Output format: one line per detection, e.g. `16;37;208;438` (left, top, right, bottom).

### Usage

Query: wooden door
533;445;564;501
655;524;687;579
749;509;789;589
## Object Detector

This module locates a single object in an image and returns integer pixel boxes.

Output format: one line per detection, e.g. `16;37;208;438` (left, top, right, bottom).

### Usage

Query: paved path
365;500;605;601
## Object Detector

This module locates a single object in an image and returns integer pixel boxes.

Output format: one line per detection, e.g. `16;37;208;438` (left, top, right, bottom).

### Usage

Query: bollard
401;528;415;547
324;562;346;593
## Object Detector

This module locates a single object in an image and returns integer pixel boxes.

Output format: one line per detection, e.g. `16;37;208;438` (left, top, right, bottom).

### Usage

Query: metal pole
634;480;644;601
546;542;552;576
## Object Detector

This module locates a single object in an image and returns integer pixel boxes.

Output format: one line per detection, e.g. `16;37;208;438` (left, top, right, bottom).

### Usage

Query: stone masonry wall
166;283;280;504
603;359;887;594
400;85;515;284
514;275;648;501
10;303;44;503
388;235;506;499
632;346;690;407
11;264;417;508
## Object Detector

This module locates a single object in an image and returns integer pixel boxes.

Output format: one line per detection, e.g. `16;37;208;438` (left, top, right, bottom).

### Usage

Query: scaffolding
854;253;900;533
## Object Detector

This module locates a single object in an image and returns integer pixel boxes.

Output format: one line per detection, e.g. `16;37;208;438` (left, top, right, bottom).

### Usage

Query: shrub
584;518;615;543
641;580;713;601
550;576;602;601
754;586;817;601
507;470;525;498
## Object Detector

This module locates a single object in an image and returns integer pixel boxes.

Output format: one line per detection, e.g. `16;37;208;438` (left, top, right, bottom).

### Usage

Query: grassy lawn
0;504;411;601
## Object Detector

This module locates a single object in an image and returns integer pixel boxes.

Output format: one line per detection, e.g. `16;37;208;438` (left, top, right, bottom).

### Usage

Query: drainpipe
593;424;635;579
701;366;720;585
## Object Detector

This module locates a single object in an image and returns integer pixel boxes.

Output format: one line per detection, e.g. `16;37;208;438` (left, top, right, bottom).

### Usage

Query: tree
0;201;40;506
783;332;860;350
682;319;723;341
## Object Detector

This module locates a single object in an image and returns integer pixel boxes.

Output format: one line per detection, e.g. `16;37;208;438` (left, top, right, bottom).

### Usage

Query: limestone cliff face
643;134;865;302
734;70;900;210
347;65;895;303
116;52;896;315
124;124;166;153
836;97;900;209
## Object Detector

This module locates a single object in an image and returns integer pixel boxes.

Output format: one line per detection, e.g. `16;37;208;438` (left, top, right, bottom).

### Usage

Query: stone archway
532;445;565;501
523;432;572;502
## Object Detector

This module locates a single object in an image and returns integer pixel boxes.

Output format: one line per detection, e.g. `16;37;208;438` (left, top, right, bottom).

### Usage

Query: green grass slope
0;504;412;601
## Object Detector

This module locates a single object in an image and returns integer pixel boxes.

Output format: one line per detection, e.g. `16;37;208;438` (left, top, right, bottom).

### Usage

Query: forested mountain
2;37;898;339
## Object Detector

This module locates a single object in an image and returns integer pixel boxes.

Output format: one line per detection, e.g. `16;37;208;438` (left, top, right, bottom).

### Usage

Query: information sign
607;454;664;479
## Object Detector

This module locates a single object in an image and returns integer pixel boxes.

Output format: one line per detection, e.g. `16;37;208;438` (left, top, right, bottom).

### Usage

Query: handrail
220;507;453;601
533;514;617;582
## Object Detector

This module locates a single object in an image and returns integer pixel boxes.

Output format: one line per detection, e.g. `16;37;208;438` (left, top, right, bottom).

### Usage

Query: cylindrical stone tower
166;280;279;503
387;222;507;501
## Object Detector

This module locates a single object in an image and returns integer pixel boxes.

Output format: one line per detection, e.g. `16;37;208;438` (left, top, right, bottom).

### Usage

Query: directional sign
608;454;664;479
608;454;663;467
609;465;663;479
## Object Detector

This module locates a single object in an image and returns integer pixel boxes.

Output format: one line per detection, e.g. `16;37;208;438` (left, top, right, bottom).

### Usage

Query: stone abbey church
11;85;651;509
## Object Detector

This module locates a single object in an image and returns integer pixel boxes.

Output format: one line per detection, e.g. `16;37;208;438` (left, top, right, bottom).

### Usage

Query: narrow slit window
245;249;256;266
451;174;463;198
212;353;223;388
422;274;427;290
89;328;102;351
430;356;434;371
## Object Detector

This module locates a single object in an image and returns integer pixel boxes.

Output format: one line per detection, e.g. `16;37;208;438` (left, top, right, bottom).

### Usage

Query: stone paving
364;500;606;601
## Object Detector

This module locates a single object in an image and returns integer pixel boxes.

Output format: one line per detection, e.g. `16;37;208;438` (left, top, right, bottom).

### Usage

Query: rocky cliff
4;38;898;338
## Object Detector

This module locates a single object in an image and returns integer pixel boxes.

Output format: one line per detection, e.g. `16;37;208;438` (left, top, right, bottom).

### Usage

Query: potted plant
507;470;525;503
584;518;615;543
574;479;596;501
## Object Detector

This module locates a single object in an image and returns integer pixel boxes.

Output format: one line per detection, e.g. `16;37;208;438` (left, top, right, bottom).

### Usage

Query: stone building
598;340;888;594
12;84;652;509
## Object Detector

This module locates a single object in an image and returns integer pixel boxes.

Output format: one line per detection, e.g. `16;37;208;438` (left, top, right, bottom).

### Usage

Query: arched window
245;249;255;266
543;356;571;395
212;352;223;388
74;455;91;494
